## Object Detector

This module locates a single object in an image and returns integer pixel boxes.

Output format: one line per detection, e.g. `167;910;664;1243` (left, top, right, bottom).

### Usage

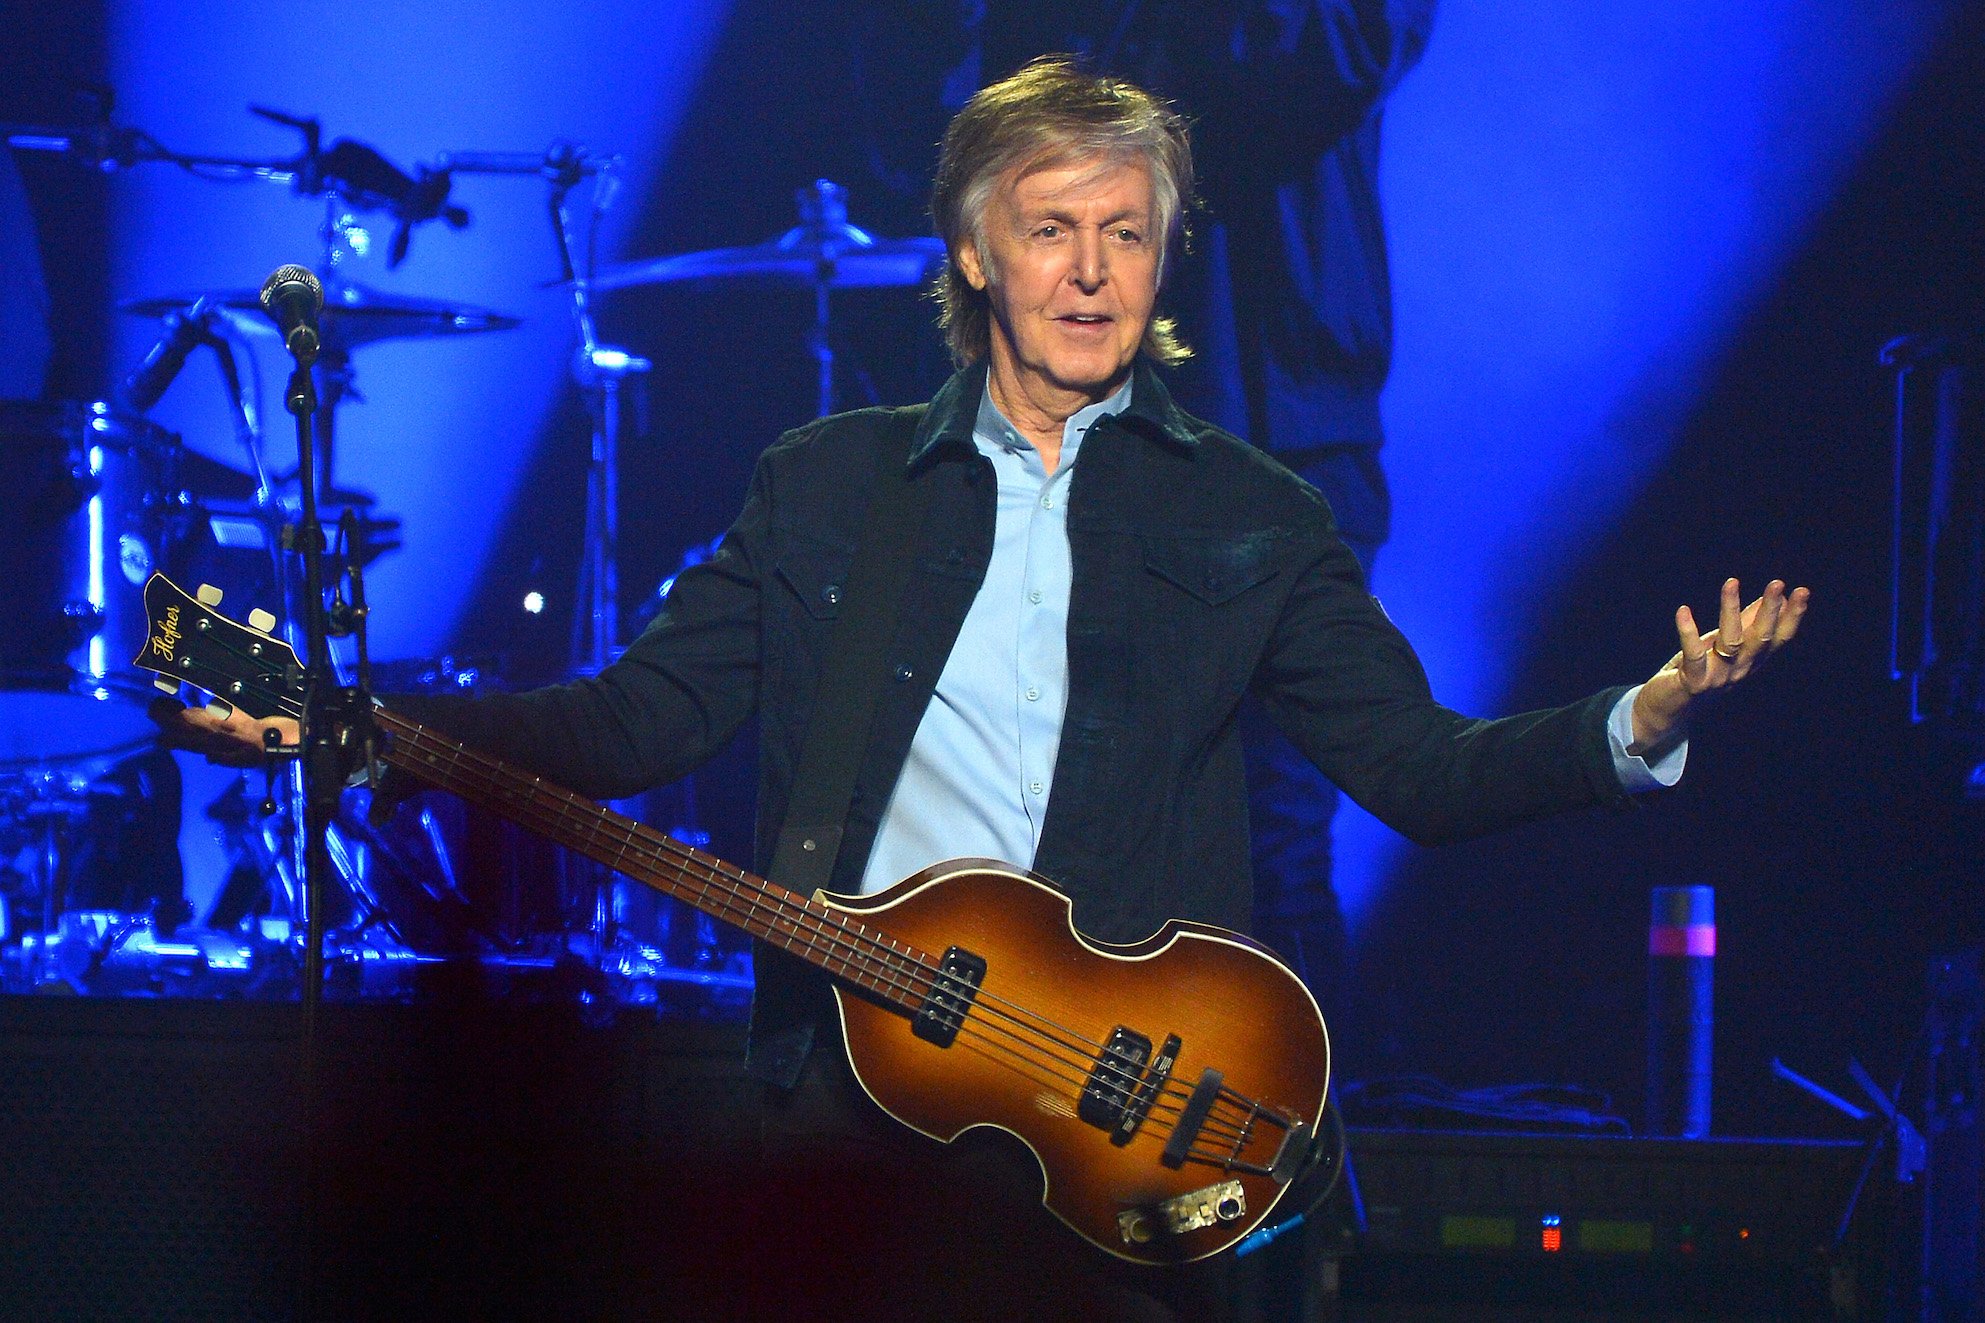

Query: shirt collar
910;358;1200;469
971;374;1132;468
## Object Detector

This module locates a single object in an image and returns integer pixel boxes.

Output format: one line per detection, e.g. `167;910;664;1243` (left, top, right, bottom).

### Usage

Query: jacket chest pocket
767;536;857;686
1134;530;1292;700
774;537;856;622
1140;530;1289;608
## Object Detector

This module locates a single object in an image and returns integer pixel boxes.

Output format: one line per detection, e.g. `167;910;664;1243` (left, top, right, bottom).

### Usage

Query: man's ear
955;237;989;292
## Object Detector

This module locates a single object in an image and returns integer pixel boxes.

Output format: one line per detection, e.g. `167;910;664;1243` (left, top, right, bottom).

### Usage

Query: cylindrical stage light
1646;884;1714;1137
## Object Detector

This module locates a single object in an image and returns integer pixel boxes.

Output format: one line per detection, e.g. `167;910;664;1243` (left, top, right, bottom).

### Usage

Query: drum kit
1;108;945;1004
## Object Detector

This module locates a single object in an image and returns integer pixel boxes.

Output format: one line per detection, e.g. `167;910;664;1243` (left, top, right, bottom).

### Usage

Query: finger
1774;585;1812;643
1741;581;1786;663
1716;577;1744;650
1676;605;1712;679
150;695;291;765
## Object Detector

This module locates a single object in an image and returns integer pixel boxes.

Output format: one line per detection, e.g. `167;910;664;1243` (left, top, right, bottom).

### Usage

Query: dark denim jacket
395;361;1628;1084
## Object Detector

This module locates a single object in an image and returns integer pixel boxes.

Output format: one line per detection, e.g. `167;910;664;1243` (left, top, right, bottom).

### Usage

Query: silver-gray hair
931;57;1194;368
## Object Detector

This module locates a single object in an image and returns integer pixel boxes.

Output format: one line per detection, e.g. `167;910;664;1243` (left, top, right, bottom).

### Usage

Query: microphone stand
281;350;336;1028
277;319;380;1322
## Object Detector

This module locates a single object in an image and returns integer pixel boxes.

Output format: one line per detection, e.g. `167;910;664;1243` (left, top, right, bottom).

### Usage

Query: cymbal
590;233;946;293
122;282;521;352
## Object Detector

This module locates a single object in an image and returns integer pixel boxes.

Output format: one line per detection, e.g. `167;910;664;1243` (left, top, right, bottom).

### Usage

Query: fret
367;709;930;1008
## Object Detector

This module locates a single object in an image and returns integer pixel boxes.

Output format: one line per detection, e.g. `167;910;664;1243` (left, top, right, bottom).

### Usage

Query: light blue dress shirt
862;380;1129;894
860;378;1684;894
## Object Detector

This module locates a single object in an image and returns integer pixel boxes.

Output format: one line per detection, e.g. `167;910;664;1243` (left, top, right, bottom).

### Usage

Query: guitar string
373;717;1275;1145
176;634;1269;1144
379;715;1267;1146
370;709;1169;1096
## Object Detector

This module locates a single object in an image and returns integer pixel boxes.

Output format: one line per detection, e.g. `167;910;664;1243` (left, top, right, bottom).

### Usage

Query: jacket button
894;664;914;682
946;547;965;565
822;585;841;606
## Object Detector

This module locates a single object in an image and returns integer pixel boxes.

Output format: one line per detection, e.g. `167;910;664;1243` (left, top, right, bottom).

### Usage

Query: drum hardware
20;102;816;1006
109;122;490;968
0;785;86;992
123;283;521;504
0;401;188;767
122;284;523;355
589;178;945;418
8;101;471;265
84;101;519;502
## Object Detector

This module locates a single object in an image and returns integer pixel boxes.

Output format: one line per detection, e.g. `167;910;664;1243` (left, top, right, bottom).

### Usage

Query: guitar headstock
135;574;305;723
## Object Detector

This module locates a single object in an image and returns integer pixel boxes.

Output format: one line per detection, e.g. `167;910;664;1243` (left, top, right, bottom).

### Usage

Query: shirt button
1025;686;1039;701
1030;781;1043;795
893;664;914;682
1028;590;1043;605
1041;495;1054;510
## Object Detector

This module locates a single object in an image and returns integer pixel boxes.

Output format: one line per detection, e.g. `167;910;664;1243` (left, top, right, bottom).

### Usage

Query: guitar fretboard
372;708;938;1013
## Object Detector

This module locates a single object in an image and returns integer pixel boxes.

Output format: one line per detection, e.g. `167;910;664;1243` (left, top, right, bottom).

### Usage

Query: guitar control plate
1116;1179;1247;1245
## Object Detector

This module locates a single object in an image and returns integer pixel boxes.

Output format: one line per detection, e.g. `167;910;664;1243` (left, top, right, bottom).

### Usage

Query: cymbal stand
547;153;650;974
542;148;646;675
432;144;636;673
788;179;864;418
307;199;378;503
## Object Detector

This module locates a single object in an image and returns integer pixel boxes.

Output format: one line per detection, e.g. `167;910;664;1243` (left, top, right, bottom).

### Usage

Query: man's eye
1037;224;1061;238
1115;228;1143;243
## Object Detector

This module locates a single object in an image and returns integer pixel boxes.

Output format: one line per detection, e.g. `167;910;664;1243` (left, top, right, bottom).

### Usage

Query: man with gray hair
163;57;1805;1318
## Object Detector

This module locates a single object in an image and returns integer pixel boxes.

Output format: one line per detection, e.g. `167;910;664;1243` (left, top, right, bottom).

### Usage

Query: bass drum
0;401;192;771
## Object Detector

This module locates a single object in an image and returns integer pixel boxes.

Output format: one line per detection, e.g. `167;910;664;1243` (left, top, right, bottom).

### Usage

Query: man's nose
1069;230;1106;292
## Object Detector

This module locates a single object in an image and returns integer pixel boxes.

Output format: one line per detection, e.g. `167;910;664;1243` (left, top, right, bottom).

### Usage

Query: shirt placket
1015;451;1074;848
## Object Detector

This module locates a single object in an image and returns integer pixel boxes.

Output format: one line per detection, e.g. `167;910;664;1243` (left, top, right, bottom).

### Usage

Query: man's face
956;154;1159;407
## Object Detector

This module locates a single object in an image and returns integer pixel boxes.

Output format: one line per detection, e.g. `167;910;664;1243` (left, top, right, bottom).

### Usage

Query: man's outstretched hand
1631;578;1811;752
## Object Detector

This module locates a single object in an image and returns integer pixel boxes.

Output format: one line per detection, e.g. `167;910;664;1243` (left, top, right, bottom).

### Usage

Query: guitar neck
372;707;927;1011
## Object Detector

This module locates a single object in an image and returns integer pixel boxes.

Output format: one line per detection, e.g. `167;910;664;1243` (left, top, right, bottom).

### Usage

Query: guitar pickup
1109;1033;1180;1146
911;946;985;1048
1080;1026;1163;1133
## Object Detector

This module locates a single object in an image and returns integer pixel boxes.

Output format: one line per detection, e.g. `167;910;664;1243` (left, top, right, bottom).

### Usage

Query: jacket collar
907;358;1200;470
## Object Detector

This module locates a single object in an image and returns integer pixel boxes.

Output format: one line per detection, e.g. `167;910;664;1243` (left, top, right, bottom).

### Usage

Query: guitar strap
767;410;934;897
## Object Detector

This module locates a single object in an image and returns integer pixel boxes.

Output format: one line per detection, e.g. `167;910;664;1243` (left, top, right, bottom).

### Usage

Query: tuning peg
154;679;180;695
204;699;235;720
196;584;223;606
248;608;276;633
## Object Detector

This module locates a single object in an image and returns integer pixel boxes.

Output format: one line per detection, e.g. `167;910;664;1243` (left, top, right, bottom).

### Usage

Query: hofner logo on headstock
149;604;182;663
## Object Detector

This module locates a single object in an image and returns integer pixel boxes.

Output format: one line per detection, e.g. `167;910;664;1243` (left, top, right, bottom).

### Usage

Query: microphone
121;297;215;413
259;264;323;364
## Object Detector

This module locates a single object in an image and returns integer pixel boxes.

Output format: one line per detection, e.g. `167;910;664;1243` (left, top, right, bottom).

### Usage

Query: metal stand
572;341;650;674
537;154;645;673
790;179;862;418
